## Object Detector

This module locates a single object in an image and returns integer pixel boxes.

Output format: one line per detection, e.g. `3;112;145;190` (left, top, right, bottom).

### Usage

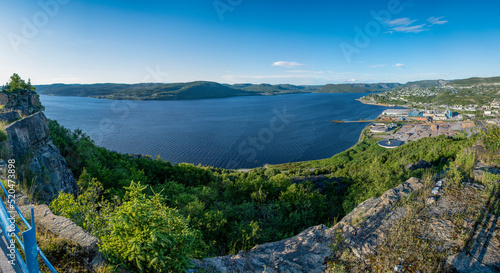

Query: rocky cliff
0;89;44;116
193;174;500;272
1;91;76;202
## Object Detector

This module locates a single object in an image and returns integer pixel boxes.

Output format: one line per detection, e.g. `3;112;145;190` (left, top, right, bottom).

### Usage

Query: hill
36;81;404;100
398;79;449;89
449;76;500;86
316;83;401;93
36;81;258;100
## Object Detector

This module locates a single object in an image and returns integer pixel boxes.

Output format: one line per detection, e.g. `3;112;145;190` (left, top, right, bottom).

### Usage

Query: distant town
357;78;500;148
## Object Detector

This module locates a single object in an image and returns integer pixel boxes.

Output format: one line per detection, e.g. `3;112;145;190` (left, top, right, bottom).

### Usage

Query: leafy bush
50;169;111;237
100;181;203;273
482;126;500;163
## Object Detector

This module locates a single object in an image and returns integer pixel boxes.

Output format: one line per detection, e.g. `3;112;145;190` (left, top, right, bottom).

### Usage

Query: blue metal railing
0;180;57;273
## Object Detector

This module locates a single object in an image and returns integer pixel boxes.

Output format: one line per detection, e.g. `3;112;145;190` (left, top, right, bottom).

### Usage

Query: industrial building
381;109;411;117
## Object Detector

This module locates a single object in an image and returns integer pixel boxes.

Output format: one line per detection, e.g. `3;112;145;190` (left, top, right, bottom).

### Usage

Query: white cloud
394;63;406;68
348;79;356;82
272;61;304;68
387;18;416;27
392;24;427;33
385;16;447;33
385;17;427;33
428;16;448;25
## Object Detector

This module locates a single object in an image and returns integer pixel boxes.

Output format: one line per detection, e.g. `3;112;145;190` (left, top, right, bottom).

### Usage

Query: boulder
405;160;433;171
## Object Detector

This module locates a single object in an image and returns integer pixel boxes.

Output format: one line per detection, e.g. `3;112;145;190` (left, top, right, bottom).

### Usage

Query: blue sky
1;0;499;85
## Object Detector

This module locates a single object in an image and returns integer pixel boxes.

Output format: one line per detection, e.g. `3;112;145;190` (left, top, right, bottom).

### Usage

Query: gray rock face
0;91;43;116
5;112;77;202
29;142;78;201
0;111;21;123
334;177;424;258
5;112;50;160
193;225;335;273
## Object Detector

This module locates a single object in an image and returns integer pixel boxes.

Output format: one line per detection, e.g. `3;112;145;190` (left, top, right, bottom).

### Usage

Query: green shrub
482;126;500;163
50;169;111;237
100;181;203;273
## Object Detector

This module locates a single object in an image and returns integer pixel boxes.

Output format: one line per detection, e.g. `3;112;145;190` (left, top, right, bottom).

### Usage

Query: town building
382;109;411;117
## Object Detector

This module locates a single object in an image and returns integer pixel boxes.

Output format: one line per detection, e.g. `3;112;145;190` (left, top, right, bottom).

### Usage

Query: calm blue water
40;93;392;169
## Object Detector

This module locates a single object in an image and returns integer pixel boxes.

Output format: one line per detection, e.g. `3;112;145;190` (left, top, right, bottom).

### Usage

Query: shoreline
247;120;377;171
356;97;409;108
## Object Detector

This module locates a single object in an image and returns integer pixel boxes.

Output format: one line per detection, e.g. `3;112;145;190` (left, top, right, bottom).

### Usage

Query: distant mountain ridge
397;76;500;89
35;76;500;100
35;81;400;100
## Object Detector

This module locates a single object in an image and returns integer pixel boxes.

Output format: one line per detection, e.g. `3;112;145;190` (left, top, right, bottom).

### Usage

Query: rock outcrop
4;111;77;202
0;90;43;116
19;205;99;251
404;159;433;171
0;110;21;123
193;176;500;273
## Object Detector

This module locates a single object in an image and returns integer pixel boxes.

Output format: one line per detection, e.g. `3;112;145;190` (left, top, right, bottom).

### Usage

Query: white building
382;109;410;116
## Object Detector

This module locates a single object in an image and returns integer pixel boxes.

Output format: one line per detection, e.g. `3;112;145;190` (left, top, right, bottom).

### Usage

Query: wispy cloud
348;79;356;82
387;18;416;27
427;16;448;25
385;16;447;33
392;24;427;33
386;17;427;33
272;61;304;68
394;63;406;68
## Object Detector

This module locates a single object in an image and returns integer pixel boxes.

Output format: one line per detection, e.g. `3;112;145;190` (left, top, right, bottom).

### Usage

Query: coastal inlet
41;93;397;169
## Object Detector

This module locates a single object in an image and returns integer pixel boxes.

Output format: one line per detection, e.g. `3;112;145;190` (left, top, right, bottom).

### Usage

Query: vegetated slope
398;79;449;89
449;76;500;86
315;83;401;93
231;83;318;93
36;81;258;100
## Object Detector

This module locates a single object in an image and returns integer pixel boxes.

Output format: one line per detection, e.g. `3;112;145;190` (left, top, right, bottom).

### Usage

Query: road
475;119;487;132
